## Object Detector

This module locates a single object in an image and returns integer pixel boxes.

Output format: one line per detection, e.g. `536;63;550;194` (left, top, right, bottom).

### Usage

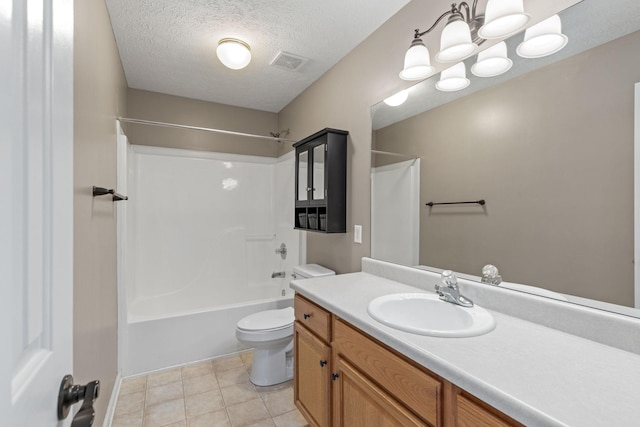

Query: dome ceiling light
217;38;251;70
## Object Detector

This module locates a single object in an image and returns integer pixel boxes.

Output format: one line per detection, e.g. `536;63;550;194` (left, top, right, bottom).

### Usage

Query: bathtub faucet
271;271;286;278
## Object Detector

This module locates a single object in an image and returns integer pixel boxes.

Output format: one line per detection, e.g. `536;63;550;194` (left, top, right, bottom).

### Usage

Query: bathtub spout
271;271;286;278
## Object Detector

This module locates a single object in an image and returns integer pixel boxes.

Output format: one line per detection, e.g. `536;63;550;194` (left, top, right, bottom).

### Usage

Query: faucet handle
441;270;458;287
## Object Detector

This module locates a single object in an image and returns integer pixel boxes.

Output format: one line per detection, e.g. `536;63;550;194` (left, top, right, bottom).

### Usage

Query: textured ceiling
105;0;411;112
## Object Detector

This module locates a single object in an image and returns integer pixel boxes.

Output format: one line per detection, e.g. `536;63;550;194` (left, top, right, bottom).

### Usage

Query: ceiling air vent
270;51;308;72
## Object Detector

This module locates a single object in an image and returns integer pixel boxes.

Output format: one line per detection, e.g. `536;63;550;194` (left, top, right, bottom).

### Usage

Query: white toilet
235;264;335;386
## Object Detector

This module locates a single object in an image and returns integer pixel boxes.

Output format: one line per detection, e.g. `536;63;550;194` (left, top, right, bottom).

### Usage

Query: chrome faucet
480;264;502;286
434;270;474;308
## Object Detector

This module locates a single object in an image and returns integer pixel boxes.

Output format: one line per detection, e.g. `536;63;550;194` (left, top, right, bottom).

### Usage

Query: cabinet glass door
312;144;325;201
297;151;308;201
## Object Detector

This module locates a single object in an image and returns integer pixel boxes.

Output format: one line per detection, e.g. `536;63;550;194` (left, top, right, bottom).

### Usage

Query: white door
1;0;75;425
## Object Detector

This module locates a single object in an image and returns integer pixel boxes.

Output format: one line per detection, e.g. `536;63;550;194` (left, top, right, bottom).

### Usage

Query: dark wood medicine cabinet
293;128;347;233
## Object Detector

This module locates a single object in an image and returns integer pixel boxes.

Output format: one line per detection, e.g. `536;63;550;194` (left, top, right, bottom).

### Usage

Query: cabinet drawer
295;295;331;342
456;393;523;427
333;319;441;426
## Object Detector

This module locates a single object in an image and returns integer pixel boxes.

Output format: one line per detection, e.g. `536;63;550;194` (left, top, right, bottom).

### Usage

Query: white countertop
291;271;640;427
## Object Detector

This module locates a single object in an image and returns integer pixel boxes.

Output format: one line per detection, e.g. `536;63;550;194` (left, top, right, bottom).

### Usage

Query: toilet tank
293;264;335;279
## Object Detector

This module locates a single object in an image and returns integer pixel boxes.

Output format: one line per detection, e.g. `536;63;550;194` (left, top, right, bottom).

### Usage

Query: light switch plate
354;225;362;244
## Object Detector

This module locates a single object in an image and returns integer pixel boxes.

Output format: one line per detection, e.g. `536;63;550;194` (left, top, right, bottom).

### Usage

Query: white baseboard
103;371;122;427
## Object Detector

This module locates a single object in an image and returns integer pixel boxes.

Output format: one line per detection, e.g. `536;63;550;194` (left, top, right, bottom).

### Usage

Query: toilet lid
237;307;294;331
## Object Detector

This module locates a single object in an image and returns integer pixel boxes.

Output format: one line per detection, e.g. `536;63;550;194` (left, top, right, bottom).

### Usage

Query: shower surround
121;144;303;375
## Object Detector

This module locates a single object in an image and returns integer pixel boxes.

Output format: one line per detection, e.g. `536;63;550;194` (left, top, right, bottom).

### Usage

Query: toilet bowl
235;264;335;386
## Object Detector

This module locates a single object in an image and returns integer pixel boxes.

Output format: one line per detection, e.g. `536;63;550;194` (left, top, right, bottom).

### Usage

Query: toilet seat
237;307;294;332
236;307;294;343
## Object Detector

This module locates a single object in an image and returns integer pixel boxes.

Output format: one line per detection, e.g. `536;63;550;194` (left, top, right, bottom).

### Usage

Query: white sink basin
367;293;496;338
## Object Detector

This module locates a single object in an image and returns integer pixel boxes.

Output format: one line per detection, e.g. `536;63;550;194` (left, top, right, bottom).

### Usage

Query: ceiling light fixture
384;89;409;107
216;38;251;70
471;41;512;77
516;15;568;59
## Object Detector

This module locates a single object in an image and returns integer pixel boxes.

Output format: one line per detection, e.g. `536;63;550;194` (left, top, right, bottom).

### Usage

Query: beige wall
277;2;437;273
74;0;127;423
127;89;280;157
375;31;640;306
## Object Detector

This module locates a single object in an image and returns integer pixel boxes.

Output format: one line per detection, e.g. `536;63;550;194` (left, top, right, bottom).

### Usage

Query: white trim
129;144;277;165
102;371;122;427
634;82;640;309
116;121;128;372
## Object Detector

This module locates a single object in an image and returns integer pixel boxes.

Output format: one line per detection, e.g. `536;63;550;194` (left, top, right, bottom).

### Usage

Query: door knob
58;374;100;427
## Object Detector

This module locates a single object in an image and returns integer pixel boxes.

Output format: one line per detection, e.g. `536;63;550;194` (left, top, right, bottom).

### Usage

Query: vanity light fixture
471;41;512;77
399;0;532;82
383;89;409;107
436;62;470;92
216;38;251;70
399;37;434;81
516;15;568;58
477;0;530;40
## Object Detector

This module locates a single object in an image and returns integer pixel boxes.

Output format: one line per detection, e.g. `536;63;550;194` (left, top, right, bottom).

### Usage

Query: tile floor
112;351;309;427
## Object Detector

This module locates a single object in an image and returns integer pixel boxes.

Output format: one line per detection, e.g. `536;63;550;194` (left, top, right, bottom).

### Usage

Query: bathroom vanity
291;258;640;427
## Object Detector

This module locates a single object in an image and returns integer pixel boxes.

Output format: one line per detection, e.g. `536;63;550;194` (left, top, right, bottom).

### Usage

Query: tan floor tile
147;368;182;388
143;398;186;427
112;409;143;427
115;390;145;416
221;382;259;406
120;376;147;395
226;398;271;427
183;373;219;396
181;361;214;379
240;351;253;369
255;380;292;394
161;422;187;427
146;381;184;407
246;419;275;427
213;355;245;372
260;387;295;417
187;408;231;427
185;389;226;418
216;367;251;388
271;409;309;427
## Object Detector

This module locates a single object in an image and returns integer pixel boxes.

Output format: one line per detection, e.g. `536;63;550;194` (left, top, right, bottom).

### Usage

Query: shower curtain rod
371;149;418;159
117;117;297;143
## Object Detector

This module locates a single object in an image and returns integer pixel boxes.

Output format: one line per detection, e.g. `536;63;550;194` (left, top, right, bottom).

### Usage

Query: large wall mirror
371;0;640;318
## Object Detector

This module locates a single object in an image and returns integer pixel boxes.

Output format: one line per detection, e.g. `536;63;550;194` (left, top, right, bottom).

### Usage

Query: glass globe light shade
516;15;568;58
478;0;530;40
436;62;470;92
471;42;513;77
217;38;252;70
400;38;434;81
436;20;477;63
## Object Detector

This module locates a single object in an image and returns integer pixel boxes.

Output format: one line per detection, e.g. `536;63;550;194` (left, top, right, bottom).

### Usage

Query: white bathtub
124;282;294;376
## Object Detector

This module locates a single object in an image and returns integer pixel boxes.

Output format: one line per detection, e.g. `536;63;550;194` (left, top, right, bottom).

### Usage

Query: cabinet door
294;323;331;427
296;149;309;203
333;357;429;427
311;143;326;203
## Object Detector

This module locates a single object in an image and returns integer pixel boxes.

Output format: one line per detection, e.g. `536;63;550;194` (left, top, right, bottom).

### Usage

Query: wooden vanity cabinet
449;387;524;427
294;296;332;427
294;294;523;427
332;318;441;426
